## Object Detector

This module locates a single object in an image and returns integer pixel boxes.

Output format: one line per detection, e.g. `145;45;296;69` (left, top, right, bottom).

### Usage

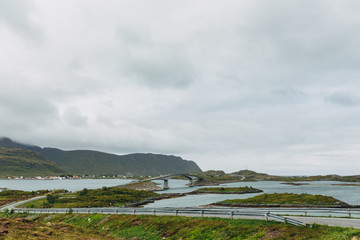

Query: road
290;216;360;229
2;196;360;229
0;195;47;210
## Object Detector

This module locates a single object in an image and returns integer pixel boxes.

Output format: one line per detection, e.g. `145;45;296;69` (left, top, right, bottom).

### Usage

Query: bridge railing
9;207;308;226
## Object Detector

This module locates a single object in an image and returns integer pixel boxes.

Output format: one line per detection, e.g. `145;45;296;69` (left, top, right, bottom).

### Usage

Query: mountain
33;148;202;176
0;137;202;176
0;146;66;177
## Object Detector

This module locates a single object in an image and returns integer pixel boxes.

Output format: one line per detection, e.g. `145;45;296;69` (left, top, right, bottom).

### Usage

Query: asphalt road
290;216;360;229
2;196;360;229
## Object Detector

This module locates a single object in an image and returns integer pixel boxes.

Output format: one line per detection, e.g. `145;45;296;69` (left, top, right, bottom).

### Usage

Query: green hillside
0;147;66;177
0;138;202;176
38;148;202;176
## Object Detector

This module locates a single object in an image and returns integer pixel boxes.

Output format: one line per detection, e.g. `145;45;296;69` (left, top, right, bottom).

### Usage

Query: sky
1;0;360;175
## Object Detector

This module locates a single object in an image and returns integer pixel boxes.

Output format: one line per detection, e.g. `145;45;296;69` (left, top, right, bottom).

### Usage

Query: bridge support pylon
188;179;193;187
163;179;169;189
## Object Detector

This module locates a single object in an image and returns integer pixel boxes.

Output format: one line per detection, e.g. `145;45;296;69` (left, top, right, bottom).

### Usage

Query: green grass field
1;212;360;239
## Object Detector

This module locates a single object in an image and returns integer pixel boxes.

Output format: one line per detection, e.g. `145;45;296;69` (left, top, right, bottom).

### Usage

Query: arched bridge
140;174;203;189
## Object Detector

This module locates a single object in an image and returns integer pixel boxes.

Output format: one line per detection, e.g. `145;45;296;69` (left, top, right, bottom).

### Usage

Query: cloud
115;26;195;89
325;92;360;107
1;0;360;175
0;0;42;42
0;74;59;139
63;107;88;127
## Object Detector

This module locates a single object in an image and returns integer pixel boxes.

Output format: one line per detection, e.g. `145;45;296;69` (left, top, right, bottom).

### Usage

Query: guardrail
232;208;360;218
267;213;306;226
5;207;309;226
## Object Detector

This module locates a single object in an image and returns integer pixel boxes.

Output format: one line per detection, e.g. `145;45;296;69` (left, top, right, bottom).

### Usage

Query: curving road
0;195;47;210
2;196;360;229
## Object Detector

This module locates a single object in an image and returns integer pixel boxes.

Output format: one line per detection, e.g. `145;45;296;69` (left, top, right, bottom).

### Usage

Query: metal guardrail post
116;209;118;214
175;210;178;216
153;209;156;216
230;212;233;219
348;211;351;218
88;209;90;214
283;217;287;224
265;212;269;222
201;210;204;218
133;209;136;215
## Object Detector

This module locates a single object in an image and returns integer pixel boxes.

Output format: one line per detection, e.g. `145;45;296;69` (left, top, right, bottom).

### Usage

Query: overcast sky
1;0;360;175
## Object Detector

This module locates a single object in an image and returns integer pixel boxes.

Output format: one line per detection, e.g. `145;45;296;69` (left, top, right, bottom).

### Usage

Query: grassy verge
1;212;360;239
0;212;114;239
216;193;349;207
192;186;262;194
20;186;160;208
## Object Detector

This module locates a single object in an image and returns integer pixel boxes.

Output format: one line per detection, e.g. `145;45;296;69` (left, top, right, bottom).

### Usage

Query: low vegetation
21;186;160;208
0;189;49;207
0;213;114;239
1;212;360;239
192;186;262;194
216;193;349;207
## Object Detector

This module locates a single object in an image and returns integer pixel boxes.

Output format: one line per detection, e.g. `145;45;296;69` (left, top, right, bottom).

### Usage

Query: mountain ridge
0;137;202;176
0;146;67;177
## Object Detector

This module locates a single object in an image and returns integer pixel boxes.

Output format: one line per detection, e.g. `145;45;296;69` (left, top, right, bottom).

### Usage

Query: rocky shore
121;181;162;191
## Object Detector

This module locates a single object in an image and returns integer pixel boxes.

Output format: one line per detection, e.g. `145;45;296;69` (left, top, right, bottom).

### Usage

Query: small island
191;186;262;194
213;193;349;208
281;182;309;186
121;181;163;191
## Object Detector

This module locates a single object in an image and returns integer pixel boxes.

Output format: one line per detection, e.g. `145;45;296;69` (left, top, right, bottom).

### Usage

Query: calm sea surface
0;179;133;192
1;179;359;207
146;180;360;208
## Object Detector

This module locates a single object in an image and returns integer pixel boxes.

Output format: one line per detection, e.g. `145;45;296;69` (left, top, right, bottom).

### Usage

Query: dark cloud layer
1;0;360;175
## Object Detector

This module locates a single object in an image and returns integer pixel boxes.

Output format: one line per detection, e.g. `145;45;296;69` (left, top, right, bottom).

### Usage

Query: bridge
140;174;203;189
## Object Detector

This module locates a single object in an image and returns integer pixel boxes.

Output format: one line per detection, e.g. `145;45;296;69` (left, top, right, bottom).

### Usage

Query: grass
20;186;160;208
1;212;360;239
0;213;114;239
217;193;349;207
192;186;262;194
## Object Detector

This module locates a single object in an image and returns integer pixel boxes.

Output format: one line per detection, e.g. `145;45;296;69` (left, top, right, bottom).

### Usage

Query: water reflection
0;179;133;192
